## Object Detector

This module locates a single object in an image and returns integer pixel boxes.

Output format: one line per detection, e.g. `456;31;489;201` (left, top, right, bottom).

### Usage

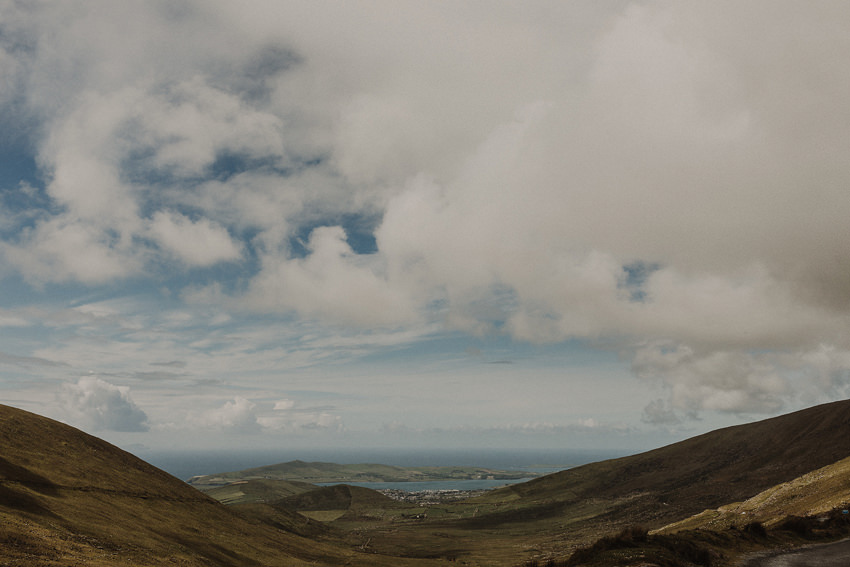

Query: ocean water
139;447;628;488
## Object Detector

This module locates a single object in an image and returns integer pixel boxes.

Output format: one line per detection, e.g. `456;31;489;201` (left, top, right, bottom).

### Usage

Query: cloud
130;371;187;382
788;345;850;401
124;75;286;178
147;211;242;267
59;376;149;432
0;351;66;369
246;225;416;327
150;360;187;368
258;397;343;432
3;217;143;284
632;343;790;417
273;399;295;411
191;397;261;434
4;1;850;422
642;399;681;426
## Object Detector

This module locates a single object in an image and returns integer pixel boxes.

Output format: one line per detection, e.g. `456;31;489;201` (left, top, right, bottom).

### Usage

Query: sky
1;1;850;458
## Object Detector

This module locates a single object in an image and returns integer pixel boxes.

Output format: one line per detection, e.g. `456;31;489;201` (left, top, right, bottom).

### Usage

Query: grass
301;510;348;522
6;399;850;566
202;478;317;504
657;455;850;533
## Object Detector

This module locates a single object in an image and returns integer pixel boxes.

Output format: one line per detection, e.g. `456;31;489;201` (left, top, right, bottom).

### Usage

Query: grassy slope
0;405;443;567
658;454;850;533
203;478;317;504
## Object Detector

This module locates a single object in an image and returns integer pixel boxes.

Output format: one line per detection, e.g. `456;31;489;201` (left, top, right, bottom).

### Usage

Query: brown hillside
0;404;438;567
658;454;850;533
485;399;850;528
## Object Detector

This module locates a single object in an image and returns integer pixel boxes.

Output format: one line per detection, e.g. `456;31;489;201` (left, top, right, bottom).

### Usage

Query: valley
3;401;850;566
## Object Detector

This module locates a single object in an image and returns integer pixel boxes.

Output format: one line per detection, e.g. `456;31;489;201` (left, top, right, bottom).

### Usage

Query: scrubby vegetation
521;507;850;567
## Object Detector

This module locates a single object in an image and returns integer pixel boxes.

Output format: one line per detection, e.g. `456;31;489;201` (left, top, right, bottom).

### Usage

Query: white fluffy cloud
59;376;149;432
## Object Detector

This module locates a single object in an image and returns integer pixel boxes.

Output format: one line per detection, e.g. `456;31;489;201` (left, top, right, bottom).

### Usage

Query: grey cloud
215;43;301;104
641;399;681;426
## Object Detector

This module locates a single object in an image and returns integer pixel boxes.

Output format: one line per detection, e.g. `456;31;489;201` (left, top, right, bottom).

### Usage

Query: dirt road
740;538;850;566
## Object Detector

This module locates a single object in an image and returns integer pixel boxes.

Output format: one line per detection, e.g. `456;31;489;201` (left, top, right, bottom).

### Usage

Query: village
379;488;490;505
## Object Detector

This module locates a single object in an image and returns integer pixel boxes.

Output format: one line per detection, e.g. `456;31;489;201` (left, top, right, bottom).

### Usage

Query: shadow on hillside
0;456;61;516
0;484;58;517
153;530;265;566
0;457;60;495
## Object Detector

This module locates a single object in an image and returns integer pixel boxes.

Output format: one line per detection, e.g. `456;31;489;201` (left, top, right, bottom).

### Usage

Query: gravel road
740;538;850;566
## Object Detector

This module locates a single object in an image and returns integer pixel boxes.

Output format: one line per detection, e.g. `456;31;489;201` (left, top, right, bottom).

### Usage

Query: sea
139;448;629;492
